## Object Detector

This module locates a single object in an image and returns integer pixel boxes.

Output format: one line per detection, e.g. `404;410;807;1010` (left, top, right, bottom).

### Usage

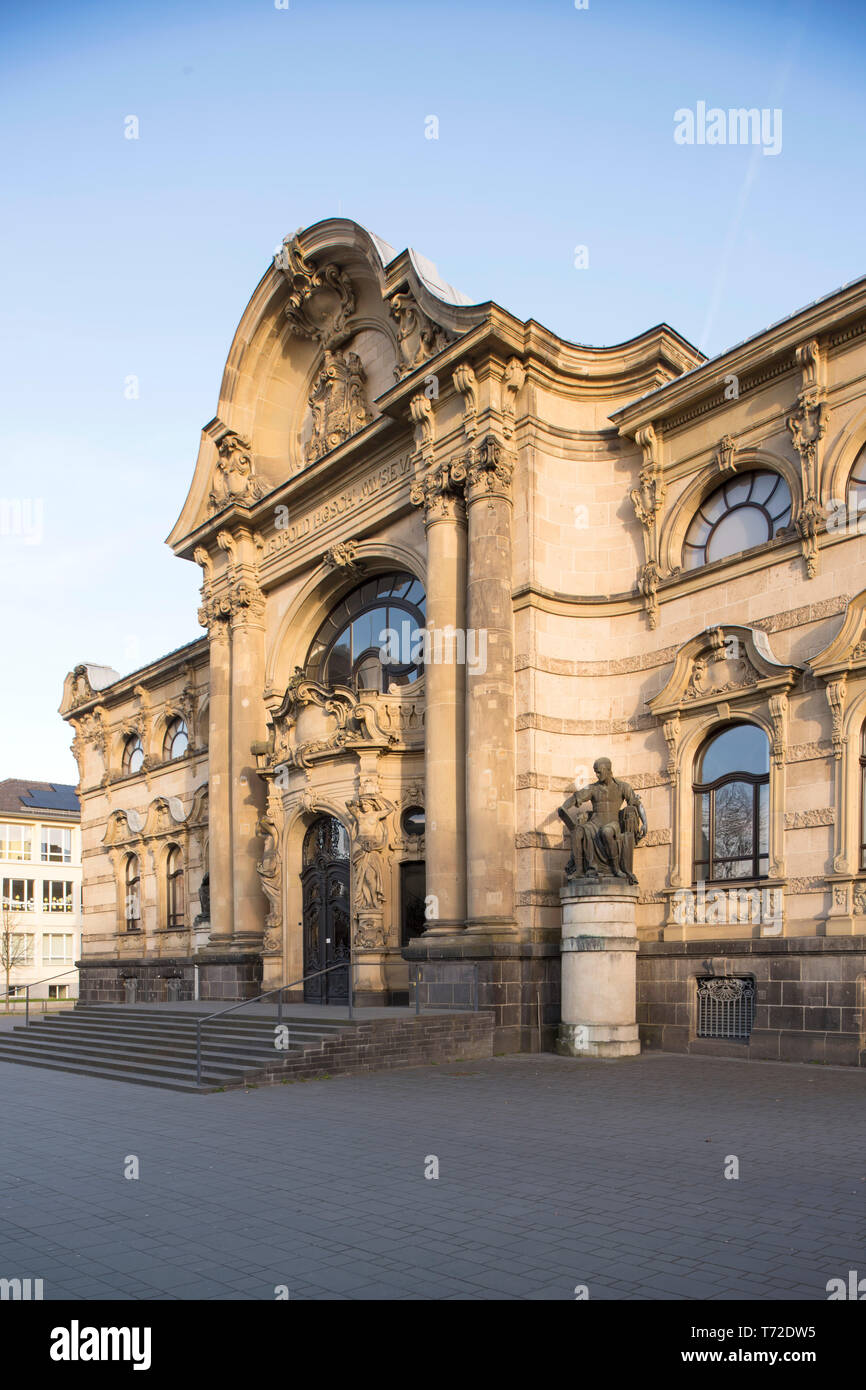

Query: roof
0;780;80;819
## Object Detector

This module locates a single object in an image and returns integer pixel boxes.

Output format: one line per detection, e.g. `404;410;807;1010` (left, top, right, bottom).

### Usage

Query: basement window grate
696;976;755;1039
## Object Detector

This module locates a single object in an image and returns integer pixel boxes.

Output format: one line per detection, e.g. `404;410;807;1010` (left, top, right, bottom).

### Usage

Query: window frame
122;734;144;776
0;823;32;862
692;723;770;884
40;826;72;864
304;572;427;693
162;718;189;761
682;471;793;571
166;846;184;930
124;854;141;932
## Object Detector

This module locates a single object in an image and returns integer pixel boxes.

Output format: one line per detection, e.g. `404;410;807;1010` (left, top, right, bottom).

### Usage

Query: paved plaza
0;1051;864;1300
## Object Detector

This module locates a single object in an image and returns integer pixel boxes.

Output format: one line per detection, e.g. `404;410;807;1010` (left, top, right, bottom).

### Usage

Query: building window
42;881;74;913
44;935;73;963
122;734;144;776
125;855;141;932
41;827;72;863
8;934;34;965
2;878;35;912
162;718;189;760
401;806;425;838
683;471;792;570
48;984;69;1000
400;861;427;947
696;976;755;1039
166;846;184;929
847;444;866;521
305;572;426;692
693;724;769;882
0;824;32;862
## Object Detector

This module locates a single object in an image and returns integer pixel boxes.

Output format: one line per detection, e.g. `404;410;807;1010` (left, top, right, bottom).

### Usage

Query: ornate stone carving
648;624;801;720
502;357;526;439
557;757;647;884
410;458;466;522
197;579;264;633
409;391;435;463
715;434;736;472
275;233;356;349
306;349;371;463
662;715;680;782
256;788;285;952
253;669;420;775
787;350;829;580
390;291;451;379
784;808;835;829
826;677;847;759
768;692;788;767
452;362;478;438
346;793;394;951
208;432;267;514
465;435;513;502
323;540;362;575
629;424;668;629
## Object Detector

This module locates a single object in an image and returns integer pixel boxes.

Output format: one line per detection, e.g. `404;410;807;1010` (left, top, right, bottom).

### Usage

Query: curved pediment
648;624;801;718
167;218;486;554
809;589;866;679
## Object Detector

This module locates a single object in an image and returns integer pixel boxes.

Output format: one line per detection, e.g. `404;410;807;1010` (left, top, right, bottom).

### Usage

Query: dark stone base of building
638;937;866;1067
402;936;561;1053
76;953;263;1005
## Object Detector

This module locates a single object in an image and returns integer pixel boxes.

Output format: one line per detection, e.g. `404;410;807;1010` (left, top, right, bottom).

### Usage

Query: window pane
706;506;770;562
699;725;769;782
712;781;754;871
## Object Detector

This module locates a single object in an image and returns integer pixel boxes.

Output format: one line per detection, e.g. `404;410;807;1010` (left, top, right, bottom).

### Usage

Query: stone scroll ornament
557;758;647;886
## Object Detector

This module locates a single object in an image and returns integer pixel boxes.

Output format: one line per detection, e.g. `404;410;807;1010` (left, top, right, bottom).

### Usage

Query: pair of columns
413;437;517;938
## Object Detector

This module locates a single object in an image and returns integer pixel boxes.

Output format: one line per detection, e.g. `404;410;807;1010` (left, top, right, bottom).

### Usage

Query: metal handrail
0;968;80;1026
194;960;355;1085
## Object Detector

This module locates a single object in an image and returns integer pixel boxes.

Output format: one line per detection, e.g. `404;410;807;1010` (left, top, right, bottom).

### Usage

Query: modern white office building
0;780;81;1004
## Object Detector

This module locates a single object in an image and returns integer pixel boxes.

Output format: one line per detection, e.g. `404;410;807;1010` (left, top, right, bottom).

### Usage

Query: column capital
410;459;467;525
465;434;514;505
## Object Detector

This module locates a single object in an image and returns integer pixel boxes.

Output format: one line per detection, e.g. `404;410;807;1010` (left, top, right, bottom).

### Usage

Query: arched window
122;734;144;776
683;471;792;570
847;443;866;522
124;854;140;932
305;572;426;692
162;717;189;760
693;724;769;882
166;846;184;929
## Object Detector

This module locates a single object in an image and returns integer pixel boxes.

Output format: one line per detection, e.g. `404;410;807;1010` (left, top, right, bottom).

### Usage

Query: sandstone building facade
61;219;866;1063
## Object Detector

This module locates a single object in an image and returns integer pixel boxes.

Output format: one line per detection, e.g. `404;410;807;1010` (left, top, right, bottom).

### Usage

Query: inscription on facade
268;456;412;553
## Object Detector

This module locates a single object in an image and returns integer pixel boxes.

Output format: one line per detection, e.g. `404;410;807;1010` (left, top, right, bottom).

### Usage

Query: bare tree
0;908;32;1010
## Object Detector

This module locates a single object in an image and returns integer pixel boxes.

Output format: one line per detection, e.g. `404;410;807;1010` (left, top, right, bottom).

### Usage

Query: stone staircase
0;1004;494;1092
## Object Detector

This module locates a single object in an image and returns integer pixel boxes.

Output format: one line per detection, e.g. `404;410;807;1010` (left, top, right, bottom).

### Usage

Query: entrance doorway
301;816;351;1004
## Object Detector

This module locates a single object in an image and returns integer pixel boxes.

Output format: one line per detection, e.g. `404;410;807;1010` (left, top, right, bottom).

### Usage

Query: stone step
21;1018;326;1048
0;1038;253;1089
2;1029;298;1068
72;1006;356;1032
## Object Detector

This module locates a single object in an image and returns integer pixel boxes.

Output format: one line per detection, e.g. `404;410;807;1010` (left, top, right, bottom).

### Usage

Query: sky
1;0;865;782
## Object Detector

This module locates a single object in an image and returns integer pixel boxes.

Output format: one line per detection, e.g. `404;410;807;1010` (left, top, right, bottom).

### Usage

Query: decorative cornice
275;232;356;349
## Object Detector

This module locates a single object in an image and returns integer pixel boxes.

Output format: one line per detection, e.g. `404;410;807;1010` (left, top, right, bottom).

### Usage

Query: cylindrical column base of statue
557;878;641;1059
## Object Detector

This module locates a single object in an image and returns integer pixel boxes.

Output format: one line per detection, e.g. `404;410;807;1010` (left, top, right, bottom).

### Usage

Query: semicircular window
683;471;792;570
846;443;866;518
305;571;426;692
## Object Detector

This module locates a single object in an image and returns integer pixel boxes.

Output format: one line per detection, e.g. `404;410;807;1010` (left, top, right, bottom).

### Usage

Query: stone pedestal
557;878;640;1059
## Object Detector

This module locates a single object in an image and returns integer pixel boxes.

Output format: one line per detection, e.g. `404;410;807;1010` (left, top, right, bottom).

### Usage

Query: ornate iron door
301;817;351;1004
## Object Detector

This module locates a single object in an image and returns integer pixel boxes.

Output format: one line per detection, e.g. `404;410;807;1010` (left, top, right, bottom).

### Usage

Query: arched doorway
301;816;351;1003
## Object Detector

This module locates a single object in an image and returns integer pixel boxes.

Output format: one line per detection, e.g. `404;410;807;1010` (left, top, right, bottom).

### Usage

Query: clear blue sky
2;0;864;781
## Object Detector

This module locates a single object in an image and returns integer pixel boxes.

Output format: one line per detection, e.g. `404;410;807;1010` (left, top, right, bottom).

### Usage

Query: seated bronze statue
558;757;647;885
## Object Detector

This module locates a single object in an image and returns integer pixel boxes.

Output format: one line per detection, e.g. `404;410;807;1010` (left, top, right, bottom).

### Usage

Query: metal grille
697;976;755;1039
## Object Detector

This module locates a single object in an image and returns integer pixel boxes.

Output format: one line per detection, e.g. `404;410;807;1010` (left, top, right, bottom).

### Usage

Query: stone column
410;461;467;934
464;436;516;935
228;579;267;948
202;612;233;947
557;879;640;1058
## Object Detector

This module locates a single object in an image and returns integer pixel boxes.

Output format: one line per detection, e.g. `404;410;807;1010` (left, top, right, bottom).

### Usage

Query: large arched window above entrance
305;572;426;692
693;723;770;882
303;816;350;865
683;471;792;570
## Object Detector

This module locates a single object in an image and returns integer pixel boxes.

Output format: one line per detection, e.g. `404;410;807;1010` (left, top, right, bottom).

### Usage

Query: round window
401;806;425;837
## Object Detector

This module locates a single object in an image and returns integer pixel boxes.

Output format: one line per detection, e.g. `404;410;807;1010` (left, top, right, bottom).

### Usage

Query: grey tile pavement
0;1050;864;1300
